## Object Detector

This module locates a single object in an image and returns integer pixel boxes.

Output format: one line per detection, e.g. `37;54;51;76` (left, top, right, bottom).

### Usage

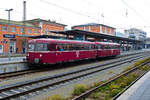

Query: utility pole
101;13;104;24
23;1;26;54
5;8;13;61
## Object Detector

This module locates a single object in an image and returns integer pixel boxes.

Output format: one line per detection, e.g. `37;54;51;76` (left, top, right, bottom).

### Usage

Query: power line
40;0;99;22
0;5;76;27
121;0;150;24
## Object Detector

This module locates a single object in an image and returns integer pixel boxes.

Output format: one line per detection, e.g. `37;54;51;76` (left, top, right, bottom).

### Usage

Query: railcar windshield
28;43;35;51
28;43;50;51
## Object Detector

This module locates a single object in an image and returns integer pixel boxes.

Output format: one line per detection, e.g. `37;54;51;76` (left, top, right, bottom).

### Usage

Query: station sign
3;34;15;38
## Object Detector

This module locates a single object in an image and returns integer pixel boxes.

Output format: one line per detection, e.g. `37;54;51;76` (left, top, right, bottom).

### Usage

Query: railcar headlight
27;53;29;56
40;54;42;57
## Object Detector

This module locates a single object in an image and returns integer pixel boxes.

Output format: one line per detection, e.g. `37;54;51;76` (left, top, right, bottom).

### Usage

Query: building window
20;28;24;33
2;26;7;32
28;29;32;34
100;25;102;33
85;28;89;31
45;28;48;35
11;27;16;32
104;27;107;33
49;29;52;35
64;28;67;31
55;30;58;36
34;29;39;34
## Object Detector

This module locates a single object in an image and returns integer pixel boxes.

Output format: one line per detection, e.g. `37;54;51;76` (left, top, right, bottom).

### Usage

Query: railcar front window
28;44;35;51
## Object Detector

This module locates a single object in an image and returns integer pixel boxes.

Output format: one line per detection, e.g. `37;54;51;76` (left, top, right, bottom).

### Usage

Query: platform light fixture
5;8;13;61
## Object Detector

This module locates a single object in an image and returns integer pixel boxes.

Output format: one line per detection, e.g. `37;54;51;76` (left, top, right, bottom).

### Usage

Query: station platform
0;49;149;65
117;70;150;100
0;56;25;65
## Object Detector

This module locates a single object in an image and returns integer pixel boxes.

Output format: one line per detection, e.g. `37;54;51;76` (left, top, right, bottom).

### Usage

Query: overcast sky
1;0;150;36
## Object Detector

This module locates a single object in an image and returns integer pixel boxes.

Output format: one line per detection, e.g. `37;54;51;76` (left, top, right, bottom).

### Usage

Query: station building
72;23;116;36
124;28;147;48
0;18;66;53
124;28;147;40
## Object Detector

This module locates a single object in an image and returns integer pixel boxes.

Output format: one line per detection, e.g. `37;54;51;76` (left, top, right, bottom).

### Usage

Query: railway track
0;51;149;80
0;53;149;99
72;58;150;100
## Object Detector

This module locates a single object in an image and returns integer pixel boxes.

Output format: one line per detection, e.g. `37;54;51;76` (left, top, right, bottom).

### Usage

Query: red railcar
26;39;97;64
26;39;120;65
95;42;120;57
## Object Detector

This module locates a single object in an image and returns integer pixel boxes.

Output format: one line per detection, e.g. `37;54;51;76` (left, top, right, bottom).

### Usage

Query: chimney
23;1;26;22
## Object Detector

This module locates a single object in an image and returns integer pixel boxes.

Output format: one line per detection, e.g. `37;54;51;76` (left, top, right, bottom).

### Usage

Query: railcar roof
28;38;120;45
95;42;120;45
28;38;95;44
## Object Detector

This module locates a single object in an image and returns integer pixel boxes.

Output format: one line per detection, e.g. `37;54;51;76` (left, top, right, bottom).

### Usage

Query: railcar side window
57;44;64;51
96;45;101;49
114;45;117;49
28;44;34;51
56;43;98;51
104;45;108;49
35;43;49;51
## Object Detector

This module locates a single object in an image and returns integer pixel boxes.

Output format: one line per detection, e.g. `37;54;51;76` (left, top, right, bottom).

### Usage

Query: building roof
18;34;66;39
52;29;142;43
72;23;116;29
0;18;39;28
26;18;67;27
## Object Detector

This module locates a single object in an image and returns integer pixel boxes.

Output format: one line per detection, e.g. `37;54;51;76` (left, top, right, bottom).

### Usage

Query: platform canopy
16;34;66;39
51;29;142;43
17;29;142;44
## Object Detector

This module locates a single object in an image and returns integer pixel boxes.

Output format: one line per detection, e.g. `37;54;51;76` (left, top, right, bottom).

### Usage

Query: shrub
109;82;120;90
72;84;87;95
98;85;110;92
93;82;102;87
109;89;120;97
124;73;137;85
101;95;111;100
124;66;133;72
119;82;127;88
45;94;65;100
134;57;150;66
90;92;103;99
140;65;149;71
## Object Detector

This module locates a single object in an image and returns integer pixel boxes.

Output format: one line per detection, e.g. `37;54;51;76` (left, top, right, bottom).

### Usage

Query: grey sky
0;0;150;36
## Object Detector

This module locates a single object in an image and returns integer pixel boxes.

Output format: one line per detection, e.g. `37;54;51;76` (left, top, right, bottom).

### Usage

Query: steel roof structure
23;29;142;44
51;29;142;43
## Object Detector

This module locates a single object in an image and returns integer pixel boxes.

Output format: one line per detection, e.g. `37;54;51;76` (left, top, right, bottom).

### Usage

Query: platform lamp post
5;8;13;61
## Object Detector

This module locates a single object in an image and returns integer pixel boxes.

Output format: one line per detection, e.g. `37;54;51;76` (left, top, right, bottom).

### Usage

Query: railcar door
48;43;57;64
56;43;77;62
56;43;63;63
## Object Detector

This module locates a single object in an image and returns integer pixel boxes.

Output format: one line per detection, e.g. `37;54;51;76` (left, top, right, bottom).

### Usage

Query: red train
26;38;120;65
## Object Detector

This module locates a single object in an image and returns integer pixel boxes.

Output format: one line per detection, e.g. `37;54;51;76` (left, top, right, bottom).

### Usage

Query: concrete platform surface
0;49;149;65
0;56;25;64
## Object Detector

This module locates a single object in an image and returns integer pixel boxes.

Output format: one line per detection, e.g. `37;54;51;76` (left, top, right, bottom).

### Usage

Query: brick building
0;18;66;53
72;23;116;36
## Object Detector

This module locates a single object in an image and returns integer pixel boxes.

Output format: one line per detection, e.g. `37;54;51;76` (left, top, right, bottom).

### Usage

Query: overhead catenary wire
0;5;77;27
40;0;100;22
1;0;149;31
121;0;150;24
